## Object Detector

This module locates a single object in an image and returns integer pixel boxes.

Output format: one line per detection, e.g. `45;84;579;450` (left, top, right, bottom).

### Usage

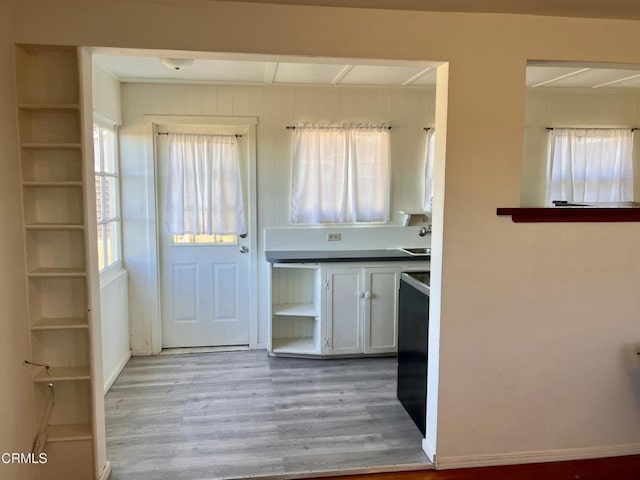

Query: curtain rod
546;127;639;132
156;132;244;138
285;125;392;130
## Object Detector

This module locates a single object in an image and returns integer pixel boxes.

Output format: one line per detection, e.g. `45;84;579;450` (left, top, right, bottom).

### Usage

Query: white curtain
291;125;390;224
423;129;435;211
165;133;246;236
548;128;633;204
348;128;390;222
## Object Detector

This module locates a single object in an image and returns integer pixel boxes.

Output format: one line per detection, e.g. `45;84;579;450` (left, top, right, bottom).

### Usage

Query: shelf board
497;207;640;223
33;366;90;382
24;223;84;231
273;303;318;317
272;337;319;354
23;181;83;187
28;268;86;278
46;424;92;443
31;317;88;331
18;103;80;110
20;143;82;150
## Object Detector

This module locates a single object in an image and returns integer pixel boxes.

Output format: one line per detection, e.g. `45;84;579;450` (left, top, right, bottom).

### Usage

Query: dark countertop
265;249;430;263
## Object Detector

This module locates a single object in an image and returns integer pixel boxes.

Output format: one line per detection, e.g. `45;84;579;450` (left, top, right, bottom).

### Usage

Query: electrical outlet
327;233;341;241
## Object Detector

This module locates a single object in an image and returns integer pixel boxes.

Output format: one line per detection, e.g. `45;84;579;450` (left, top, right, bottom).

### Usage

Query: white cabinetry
324;266;401;356
269;262;412;357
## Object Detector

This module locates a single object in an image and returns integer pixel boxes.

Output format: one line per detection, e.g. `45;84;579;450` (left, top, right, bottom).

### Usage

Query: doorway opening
91;46;444;478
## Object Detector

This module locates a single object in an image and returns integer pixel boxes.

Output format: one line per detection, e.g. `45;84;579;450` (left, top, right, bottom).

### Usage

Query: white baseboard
104;350;131;394
436;443;640;470
422;438;436;464
98;461;112;480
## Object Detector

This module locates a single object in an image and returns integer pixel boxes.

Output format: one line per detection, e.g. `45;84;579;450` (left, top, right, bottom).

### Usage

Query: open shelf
31;329;90;368
26;229;86;273
28;277;87;326
33;366;91;382
273;303;318;317
18;109;81;144
272;337;318;354
20;143;82;149
31;317;88;331
46;424;92;443
23;184;84;225
21;147;82;182
28;268;87;278
18;103;80;110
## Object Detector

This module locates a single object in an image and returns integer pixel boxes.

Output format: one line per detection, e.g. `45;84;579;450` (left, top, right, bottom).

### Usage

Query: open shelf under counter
33;366;91;382
46;424;93;443
31;317;88;331
272;337;319;355
273;303;319;317
27;267;87;278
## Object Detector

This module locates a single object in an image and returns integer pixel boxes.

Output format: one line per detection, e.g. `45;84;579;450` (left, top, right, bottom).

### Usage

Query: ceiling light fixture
160;58;194;71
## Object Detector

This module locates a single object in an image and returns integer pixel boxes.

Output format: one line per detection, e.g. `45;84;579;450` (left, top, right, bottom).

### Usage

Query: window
548;128;633;205
94;123;121;272
291;125;390;224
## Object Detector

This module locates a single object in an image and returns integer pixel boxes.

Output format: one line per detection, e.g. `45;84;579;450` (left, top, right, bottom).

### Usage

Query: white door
158;132;250;348
363;267;400;354
324;267;362;355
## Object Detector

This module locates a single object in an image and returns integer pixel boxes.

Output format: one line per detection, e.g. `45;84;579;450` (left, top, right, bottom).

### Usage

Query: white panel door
158;134;250;348
324;267;362;355
363;267;400;354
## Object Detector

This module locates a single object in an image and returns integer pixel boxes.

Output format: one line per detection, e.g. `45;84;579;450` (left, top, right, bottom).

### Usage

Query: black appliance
397;272;430;436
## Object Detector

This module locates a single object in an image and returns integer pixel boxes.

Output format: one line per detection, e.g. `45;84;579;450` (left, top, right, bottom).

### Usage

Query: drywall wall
522;88;640;206
92;61;130;392
118;83;433;353
0;3;37;480
5;0;640;471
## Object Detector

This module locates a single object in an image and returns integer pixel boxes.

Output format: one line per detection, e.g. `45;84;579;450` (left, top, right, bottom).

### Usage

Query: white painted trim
422;438;436;465
98;461;112;480
435;443;640;470
99;267;127;290
103;350;131;394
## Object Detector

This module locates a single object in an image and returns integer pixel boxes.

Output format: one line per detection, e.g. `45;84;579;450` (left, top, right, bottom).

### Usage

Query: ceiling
95;53;640;90
526;65;640;89
93;53;438;87
216;0;640;21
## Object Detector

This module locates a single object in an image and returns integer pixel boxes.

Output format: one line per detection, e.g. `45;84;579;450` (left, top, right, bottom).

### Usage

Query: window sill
496;206;640;223
99;264;127;288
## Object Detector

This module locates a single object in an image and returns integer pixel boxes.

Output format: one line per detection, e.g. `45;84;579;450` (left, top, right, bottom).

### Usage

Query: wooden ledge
497;207;640;223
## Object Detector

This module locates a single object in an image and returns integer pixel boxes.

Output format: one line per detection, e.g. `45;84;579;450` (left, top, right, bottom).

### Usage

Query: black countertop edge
265;249;430;263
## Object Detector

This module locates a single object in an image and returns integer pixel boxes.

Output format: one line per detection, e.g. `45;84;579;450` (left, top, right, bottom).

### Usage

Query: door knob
240;246;249;253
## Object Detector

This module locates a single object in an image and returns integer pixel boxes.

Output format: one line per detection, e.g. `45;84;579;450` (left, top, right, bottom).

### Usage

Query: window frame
93;119;123;277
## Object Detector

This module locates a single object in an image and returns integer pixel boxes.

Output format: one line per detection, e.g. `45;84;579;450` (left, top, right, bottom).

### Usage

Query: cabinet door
363;267;401;354
324;267;362;355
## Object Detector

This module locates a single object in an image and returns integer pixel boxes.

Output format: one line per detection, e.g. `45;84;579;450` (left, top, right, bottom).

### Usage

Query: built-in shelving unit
270;264;323;355
15;44;96;479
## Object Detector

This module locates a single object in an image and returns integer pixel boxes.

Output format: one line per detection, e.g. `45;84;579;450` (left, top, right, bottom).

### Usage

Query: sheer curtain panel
423;129;435;211
165;133;246;236
291;125;390;224
548;128;633;204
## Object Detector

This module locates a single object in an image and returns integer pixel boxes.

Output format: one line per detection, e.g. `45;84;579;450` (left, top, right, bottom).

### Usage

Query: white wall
0;3;37;479
92;61;130;391
6;0;640;472
119;83;434;353
522;88;640;206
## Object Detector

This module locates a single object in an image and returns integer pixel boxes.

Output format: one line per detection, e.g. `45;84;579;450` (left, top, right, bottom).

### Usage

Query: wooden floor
315;454;640;480
105;350;431;479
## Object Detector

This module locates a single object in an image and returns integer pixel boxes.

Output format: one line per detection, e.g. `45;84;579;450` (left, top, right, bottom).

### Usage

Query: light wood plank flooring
105;350;431;479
